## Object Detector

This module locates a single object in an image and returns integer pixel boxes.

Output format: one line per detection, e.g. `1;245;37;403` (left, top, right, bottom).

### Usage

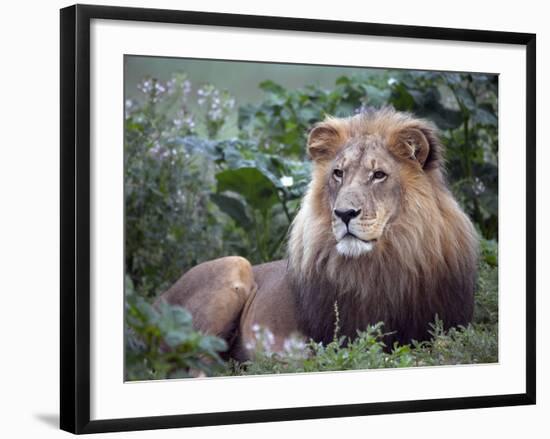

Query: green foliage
225;321;497;376
125;75;226;297
209;139;310;262
229;323;416;375
125;277;228;380
474;239;499;326
124;69;499;378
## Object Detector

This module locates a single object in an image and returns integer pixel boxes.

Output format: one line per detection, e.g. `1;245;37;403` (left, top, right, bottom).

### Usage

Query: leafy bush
223;321;497;377
125;277;228;380
125;74;234;297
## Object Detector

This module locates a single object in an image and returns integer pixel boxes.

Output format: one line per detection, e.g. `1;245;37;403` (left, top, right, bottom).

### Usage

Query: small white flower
224;98;236;109
387;77;398;86
166;78;176;94
265;329;275;345
280;176;294;187
139;79;152;93
182;80;191;95
208;109;223;121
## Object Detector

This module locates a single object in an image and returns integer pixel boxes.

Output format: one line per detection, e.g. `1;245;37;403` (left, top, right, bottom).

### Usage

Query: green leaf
389;83;415;111
164;330;187;347
259;80;286;95
454;87;476;111
216;167;279;213
363;85;391;107
480;239;498;267
200;336;228;353
335;76;351;86
297;107;318;123
172;306;193;327
473;104;498;126
422;108;463;130
210;193;252;229
334;102;355;117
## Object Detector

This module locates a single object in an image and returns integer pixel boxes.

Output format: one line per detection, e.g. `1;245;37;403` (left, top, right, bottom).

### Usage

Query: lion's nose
334;208;361;226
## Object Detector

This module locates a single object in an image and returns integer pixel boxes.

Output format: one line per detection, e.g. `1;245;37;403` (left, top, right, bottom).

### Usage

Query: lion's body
156;108;478;359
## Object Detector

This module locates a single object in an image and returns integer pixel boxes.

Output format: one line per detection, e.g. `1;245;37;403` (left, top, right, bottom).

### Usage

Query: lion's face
327;135;402;257
306;111;435;259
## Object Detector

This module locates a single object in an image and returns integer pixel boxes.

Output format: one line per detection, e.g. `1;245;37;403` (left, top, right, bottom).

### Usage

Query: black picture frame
60;4;536;434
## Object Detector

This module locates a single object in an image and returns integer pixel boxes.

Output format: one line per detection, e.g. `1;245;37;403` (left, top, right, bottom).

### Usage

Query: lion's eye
333;168;344;179
373;171;387;180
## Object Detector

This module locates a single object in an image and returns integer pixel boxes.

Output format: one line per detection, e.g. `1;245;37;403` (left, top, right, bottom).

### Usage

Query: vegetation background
124;56;498;380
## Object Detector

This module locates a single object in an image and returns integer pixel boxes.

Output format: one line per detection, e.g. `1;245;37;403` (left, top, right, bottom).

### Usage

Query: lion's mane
287;108;479;345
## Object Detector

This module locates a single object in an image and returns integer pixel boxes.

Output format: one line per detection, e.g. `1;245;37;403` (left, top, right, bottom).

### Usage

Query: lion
156;107;479;360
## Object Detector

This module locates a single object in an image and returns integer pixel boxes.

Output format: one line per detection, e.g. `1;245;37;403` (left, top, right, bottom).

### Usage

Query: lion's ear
391;124;443;170
307;120;346;163
397;128;430;166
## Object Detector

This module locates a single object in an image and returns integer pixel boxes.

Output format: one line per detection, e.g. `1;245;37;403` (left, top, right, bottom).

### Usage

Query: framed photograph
60;4;536;434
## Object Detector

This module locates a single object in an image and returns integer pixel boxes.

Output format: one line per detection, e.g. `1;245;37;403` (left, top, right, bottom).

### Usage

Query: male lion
156;107;478;360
